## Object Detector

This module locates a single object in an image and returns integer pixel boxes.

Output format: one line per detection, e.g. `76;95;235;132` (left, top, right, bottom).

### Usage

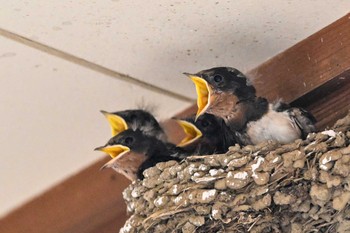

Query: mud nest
120;111;350;233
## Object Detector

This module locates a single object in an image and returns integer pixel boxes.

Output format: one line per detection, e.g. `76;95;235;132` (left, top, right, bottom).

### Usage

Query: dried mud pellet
174;163;187;171
155;160;178;170
251;194;271;211
198;189;217;204
333;160;350;177
217;192;232;202
209;168;225;176
189;215;205;227
227;155;250;168
227;144;241;153
232;193;247;206
310;184;330;205
205;156;222;167
198;164;210;171
159;168;174;180
308;205;319;215
275;143;300;154
332;191;350;211
332;133;346;147
341;154;350;163
305;142;328;153
131;186;145;198
194;205;211;215
306;132;317;141
242;145;256;153
319;171;342;188
293;159;305;168
143;166;161;178
291;223;303;233
142;177;162;188
226;171;250;189
257;141;280;154
181;222;196;233
173;193;186;206
214;178;227;190
315;133;330;141
298;200;311;212
153;224;168;233
252;172;270;185
168;184;182;195
154;196;169;208
320;150;342;162
339;146;350;155
251;186;269;197
144;190;156;202
273;191;296;205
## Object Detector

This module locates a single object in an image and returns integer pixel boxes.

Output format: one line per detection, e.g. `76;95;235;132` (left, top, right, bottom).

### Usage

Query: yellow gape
101;111;128;136
176;120;203;147
187;75;212;119
95;144;130;159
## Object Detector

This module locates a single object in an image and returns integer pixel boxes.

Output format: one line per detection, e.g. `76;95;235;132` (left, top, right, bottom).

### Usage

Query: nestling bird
175;113;236;155
185;67;316;145
95;129;182;181
100;109;167;142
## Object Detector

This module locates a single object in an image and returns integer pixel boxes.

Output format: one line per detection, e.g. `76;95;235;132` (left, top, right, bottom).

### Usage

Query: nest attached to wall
120;111;350;233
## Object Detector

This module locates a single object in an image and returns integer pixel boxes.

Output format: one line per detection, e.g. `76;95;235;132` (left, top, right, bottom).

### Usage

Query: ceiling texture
1;0;349;217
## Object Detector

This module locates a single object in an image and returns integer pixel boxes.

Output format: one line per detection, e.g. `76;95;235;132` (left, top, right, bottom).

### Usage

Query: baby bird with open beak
175;113;237;155
100;109;167;142
186;67;316;145
95;129;182;181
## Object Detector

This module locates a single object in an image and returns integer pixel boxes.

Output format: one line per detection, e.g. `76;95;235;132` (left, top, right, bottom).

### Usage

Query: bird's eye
124;136;134;145
213;75;223;83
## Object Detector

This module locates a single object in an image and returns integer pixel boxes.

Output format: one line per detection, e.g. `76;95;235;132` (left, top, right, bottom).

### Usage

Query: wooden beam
0;159;130;233
247;12;350;104
1;13;350;233
292;71;350;129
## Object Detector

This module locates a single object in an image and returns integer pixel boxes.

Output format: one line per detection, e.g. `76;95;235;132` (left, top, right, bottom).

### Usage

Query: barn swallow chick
175;113;236;155
100;109;167;142
186;67;316;145
95;129;181;181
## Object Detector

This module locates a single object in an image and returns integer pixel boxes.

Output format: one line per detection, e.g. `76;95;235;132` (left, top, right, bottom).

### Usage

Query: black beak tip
94;146;103;151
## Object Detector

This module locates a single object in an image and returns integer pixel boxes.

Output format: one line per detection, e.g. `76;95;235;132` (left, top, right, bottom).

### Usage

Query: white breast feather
247;104;301;144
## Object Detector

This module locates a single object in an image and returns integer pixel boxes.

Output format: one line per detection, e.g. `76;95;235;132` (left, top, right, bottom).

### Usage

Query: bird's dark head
185;67;256;119
101;109;165;140
116;109;154;127
94;129;154;181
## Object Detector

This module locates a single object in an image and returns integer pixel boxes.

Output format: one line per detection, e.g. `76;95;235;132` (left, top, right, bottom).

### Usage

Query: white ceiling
1;0;349;217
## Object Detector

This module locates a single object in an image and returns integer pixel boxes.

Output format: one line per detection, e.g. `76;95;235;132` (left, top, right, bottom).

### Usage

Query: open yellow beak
176;120;203;147
101;111;128;136
186;74;212;119
95;145;130;159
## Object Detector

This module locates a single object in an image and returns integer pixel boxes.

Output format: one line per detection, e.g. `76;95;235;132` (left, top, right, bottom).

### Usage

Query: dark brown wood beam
0;159;130;233
1;13;350;233
247;13;350;104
